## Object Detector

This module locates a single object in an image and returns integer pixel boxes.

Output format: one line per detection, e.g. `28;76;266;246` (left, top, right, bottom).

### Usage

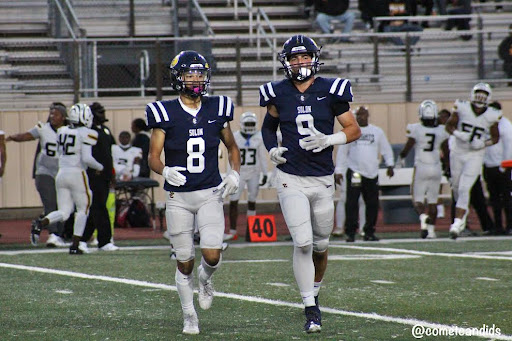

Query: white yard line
0;261;511;340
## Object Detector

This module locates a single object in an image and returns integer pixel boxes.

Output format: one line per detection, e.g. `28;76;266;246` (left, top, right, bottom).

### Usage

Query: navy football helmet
170;50;211;97
279;35;321;82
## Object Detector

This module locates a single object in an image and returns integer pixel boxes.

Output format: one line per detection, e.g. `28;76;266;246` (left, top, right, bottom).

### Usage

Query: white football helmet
418;99;438;124
68;103;93;128
470;82;492;108
240;112;258;135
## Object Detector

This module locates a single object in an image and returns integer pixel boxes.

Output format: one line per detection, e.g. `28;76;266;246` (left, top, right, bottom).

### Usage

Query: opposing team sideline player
399;100;449;238
112;131;142;181
445;83;501;239
147;50;240;335
259;35;361;333
226;112;269;240
32;104;104;254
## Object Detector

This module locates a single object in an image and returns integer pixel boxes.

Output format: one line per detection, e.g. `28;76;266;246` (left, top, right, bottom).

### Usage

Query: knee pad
313;238;329;253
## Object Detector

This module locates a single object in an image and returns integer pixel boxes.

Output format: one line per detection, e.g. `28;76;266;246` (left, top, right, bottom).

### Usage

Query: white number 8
187;137;205;173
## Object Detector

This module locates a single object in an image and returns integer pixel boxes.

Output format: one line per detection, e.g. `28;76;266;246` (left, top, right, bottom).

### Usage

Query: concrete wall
1;99;511;210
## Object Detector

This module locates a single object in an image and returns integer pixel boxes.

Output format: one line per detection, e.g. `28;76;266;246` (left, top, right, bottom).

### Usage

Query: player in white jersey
399;100;450;238
226;112;269;240
6;103;68;247
445;83;501;239
112;131;142;181
32;104;104;254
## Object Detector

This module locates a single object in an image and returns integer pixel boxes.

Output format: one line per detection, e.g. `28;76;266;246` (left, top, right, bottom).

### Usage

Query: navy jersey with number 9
145;96;234;192
259;77;352;176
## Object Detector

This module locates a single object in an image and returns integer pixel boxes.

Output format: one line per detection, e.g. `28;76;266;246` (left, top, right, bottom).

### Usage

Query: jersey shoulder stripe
146;100;172;127
216;95;234;118
259;81;277;105
328;78;353;101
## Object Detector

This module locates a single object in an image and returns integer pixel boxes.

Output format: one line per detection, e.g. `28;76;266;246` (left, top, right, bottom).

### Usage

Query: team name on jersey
297;105;312;114
189;128;204;137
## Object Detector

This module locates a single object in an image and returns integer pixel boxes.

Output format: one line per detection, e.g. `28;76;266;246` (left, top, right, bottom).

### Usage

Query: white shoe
46;233;67;248
223;233;235;241
182;311;199;335
78;241;91;254
198;266;214;310
419;214;428;230
162;230;171;241
90;237;98;246
332;227;344;237
221;242;229;251
99;242;119;251
449;218;464;240
426;225;436;239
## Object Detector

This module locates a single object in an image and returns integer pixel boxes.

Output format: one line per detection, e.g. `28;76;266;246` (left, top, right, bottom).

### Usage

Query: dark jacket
498;36;512;64
132;132;151;178
306;0;350;16
88;124;115;182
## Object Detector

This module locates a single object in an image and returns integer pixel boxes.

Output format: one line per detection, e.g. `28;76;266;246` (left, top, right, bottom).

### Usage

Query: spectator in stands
398;100;450;239
226;112;269;241
498;24;512;86
483;101;512;235
338;106;394;242
112;131;142;181
6;103;68;247
80;102;119;252
131;118;151;177
376;0;423;46
444;83;500;239
305;0;355;43
435;0;447;14
408;0;434;27
0;129;5;183
444;0;472;41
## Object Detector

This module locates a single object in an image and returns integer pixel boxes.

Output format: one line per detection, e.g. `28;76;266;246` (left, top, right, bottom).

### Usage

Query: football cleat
182;311;200;335
69;246;83;255
198;266;214;310
426;225;436;239
30;219;43;246
304;306;322;333
223;233;236;241
331;227;344;237
46;233;67;248
363;234;380;241
99;242;119;251
78;241;91;254
449;218;465;240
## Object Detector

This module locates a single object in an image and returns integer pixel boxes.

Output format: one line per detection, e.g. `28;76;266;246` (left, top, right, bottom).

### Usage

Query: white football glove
452;130;471;142
470;138;485;150
162;166;187;187
269;147;288;165
300;131;347;153
215;170;240;199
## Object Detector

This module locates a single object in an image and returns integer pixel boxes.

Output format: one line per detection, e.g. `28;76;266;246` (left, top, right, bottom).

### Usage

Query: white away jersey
406;123;449;165
29;122;60;177
233;131;268;178
112;145;143;178
57;126;98;169
452;100;501;154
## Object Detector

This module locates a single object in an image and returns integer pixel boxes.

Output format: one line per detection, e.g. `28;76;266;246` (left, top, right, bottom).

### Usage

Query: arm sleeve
81;144;103;171
379;129;395;167
261;113;280;151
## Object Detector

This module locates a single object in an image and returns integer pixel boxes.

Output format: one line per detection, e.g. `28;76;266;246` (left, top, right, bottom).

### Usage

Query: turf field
1;235;512;340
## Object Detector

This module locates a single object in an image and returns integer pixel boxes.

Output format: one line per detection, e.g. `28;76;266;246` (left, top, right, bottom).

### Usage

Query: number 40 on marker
246;215;277;242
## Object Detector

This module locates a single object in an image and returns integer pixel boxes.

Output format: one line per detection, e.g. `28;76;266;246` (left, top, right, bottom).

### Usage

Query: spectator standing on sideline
444;83;500;239
6;103;68;247
305;0;355;43
497;24;512;86
147;50;240;335
131;118;151;177
338;106;394;242
483;101;512;235
32;104;103;254
226;112;269;241
112;131;142;181
260;35;361;333
398;100;449;238
0;129;5;184
80;102;118;252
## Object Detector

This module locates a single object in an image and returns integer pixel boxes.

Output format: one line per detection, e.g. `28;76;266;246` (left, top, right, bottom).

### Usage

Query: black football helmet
169;50;211;97
279;35;321;82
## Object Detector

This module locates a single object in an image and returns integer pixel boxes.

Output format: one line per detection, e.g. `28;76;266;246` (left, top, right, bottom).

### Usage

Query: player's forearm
342;123;361;144
227;145;241;173
148;154;164;175
6;132;34;142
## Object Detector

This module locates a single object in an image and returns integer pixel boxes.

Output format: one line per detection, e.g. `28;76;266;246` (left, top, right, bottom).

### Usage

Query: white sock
229;229;237;235
314;281;322;297
46;211;64;225
175;269;195;313
73;212;87;237
198;255;221;284
293;245;315;307
247;209;256;216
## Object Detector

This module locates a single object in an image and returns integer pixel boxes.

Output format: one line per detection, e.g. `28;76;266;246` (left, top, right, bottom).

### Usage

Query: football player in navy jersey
259;35;361;333
146;50;241;335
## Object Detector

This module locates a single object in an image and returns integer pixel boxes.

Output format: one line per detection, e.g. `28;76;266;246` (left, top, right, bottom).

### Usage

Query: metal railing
255;8;277;81
189;0;215;36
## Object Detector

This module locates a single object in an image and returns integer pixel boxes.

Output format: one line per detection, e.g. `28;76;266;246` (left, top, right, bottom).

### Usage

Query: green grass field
1;235;512;340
